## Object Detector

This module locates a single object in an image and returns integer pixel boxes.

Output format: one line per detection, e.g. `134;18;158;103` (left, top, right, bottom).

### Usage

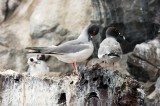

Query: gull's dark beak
119;33;125;40
88;35;92;41
34;61;41;64
123;36;125;40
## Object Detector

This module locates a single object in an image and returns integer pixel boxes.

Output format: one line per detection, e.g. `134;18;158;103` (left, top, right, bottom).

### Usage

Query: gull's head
27;56;40;66
88;25;99;40
106;27;125;40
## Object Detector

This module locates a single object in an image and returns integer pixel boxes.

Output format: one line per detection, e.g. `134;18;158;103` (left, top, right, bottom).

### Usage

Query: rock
0;0;159;84
144;81;155;96
46;56;72;74
0;0;20;24
127;37;160;82
0;0;7;23
0;0;93;74
0;67;144;106
98;0;160;53
0;48;28;73
6;0;21;18
145;77;160;106
0;30;20;47
30;0;92;38
155;76;160;93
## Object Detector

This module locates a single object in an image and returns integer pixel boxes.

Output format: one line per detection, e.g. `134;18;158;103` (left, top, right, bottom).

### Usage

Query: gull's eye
30;58;34;62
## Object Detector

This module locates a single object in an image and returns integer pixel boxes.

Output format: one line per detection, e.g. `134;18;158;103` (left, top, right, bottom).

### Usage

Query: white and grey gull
98;27;125;69
26;24;99;75
27;55;50;77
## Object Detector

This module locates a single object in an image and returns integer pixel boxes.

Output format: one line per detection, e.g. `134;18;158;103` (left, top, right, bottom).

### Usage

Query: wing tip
26;51;41;54
25;47;32;49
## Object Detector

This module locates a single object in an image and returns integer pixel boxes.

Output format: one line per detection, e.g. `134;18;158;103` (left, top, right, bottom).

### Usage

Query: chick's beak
34;61;41;64
123;36;125;40
88;35;92;41
119;33;125;40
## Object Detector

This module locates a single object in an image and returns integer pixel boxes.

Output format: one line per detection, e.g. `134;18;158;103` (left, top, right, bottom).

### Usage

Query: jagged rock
0;66;144;106
127;37;160;82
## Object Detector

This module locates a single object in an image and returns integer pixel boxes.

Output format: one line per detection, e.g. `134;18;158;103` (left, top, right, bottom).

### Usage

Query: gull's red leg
72;61;80;76
112;62;115;70
72;63;75;69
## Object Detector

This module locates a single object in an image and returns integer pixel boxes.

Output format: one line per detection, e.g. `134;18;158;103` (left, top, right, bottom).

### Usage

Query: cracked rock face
0;67;144;106
127;37;160;82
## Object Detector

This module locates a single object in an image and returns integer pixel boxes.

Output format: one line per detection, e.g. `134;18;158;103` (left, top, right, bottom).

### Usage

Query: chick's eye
30;58;34;62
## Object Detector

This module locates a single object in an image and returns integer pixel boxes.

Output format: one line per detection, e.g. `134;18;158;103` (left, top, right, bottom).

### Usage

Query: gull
98;27;125;69
26;24;99;75
27;55;49;77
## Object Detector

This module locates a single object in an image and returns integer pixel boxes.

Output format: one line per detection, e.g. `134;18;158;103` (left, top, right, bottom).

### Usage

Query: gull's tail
25;47;48;53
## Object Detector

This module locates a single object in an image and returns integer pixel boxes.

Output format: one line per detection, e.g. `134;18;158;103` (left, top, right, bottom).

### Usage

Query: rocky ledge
0;65;144;106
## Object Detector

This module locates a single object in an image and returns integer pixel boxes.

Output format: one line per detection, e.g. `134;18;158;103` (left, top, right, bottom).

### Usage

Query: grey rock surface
0;0;20;23
0;67;144;106
127;37;160;82
145;77;160;106
0;0;7;23
155;77;160;94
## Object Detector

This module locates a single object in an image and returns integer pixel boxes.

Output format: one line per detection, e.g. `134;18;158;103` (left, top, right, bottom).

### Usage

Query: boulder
127;37;160;82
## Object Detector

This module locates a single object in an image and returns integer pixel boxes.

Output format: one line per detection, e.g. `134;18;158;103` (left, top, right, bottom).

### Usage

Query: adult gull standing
26;24;99;75
98;27;125;69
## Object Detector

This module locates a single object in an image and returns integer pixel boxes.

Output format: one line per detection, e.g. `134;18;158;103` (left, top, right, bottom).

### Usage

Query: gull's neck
77;26;89;42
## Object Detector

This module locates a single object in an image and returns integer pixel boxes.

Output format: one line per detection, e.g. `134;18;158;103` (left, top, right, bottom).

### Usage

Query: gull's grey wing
60;39;84;46
26;39;88;54
42;44;89;54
